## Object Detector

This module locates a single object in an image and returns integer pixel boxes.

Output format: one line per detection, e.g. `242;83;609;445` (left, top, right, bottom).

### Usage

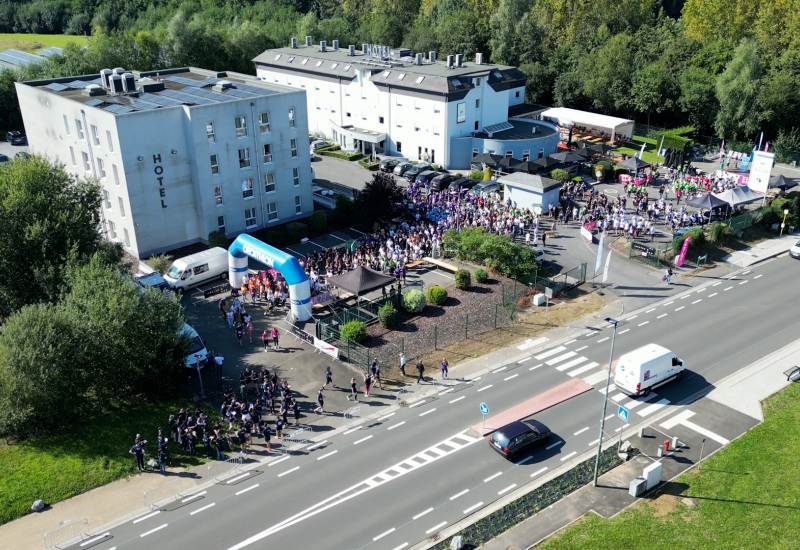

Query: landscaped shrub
340;320;366;343
377;302;398;329
147;254;172;275
265;229;286;247
286;222;307;243
474;267;489;283
709;223;729;242
403;289;426;313
426;285;448;305
613;166;629;179
358;158;380;170
672;227;706;254
208;230;228;249
308;210;327;234
471;170;484;181
319;149;363;161
593;160;613;181
550;168;569;182
455;268;471;289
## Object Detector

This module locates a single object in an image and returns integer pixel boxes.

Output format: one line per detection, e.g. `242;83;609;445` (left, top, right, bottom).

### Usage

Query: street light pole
780;208;789;237
593;317;619;486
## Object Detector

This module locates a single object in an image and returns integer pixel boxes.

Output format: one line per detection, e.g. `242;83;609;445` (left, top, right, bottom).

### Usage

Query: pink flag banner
677;235;692;267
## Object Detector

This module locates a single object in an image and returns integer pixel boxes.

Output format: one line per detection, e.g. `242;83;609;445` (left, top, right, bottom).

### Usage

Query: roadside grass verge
0;33;88;53
537;382;800;549
0;396;211;526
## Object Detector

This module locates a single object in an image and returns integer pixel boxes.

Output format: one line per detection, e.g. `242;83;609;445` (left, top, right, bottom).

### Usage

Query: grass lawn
537;382;800;550
0;397;212;526
614;136;664;165
0;33;88;53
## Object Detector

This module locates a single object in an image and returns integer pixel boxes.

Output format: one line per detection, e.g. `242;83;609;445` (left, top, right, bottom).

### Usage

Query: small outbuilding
499;172;562;214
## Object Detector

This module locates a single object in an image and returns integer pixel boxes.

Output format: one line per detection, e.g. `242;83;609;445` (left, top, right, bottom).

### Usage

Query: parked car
469;181;500;196
6;131;26;145
0;154;9;164
403;163;432;180
489;419;551;460
310;139;328;152
447;177;476;194
429;173;458;192
15;151;31;160
414;170;440;185
393;161;415;177
379;158;405;173
531;247;546;263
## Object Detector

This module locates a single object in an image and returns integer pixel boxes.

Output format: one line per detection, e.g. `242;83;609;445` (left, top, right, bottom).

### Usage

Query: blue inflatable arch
228;234;312;322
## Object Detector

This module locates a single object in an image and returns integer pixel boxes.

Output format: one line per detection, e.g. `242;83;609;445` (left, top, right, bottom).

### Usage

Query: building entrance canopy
331;121;386;156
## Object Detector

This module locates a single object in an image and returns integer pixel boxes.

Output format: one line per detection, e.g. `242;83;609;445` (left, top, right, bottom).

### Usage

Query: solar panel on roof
160;89;215;105
224;89;256;99
12;50;44;63
44;82;69;92
235;84;274;96
138;93;183;107
37;47;63;57
104;104;133;114
181;88;226;102
166;75;208;87
85;99;105;107
128;99;161;110
69;80;90;88
0;52;30;66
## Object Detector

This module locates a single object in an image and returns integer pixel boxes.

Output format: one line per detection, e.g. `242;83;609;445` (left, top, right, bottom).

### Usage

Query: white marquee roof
540;107;634;131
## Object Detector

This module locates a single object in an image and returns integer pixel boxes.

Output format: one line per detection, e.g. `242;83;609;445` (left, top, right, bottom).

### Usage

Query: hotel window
242;178;254;198
538;149;544;158
91;125;100;146
63;115;70;135
293;167;300;186
96;157;106;178
516;91;520;98
262;144;273;163
505;150;513;157
214;185;223;205
244;207;257;227
210;154;219;174
238;148;251;168
107;220;116;239
102;189;110;208
69;146;76;166
112;164;119;185
75;119;85;140
290;139;297;157
123;228;130;247
264;173;276;193
379;116;384;124
81;151;90;172
106;130;114;151
234;115;247;137
217;215;226;233
206;122;215;142
474;121;479;130
522;150;530;161
267;201;278;221
475;99;480;108
288;108;295;127
472;148;479;155
396;142;402;153
259;112;270;133
118;197;126;217
294;195;302;214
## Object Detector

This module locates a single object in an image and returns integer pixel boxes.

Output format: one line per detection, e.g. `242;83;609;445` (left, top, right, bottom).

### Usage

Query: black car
415;170;440;185
6;131;26;145
448;177;476;193
403;163;432;180
489;419;551;459
379;158;404;173
0;154;8;164
429;173;457;192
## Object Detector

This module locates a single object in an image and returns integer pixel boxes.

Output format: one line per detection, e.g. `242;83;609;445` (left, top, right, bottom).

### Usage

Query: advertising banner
676;235;692;267
288;323;314;346
595;232;604;275
748;151;774;194
314;337;340;360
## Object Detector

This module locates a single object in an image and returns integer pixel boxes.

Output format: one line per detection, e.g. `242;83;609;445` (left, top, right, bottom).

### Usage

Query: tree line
2;0;800;154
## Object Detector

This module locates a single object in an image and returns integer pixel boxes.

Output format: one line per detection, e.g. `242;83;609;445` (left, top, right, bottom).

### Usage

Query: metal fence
728;208;767;232
206;456;243;483
143;479;183;510
628;240;672;268
44;519;90;550
517;263;587;293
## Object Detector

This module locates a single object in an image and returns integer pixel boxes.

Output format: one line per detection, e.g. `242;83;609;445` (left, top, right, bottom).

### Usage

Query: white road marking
605;414;615;420
614;423;630;432
588;439;599;446
450;489;469;500
675;306;685;312
724;286;733;291
504;373;519;381
741;270;751;275
535;346;567;360
739;280;748;285
639;321;649;326
181;492;206;503
268;456;290;467
663;301;674;306
226;472;250;484
307;440;328;451
426;521;448;534
419;408;437;417
712;282;721;286
696;288;706;293
754;274;762;279
529;363;544;371
472;376;481;381
518;357;532;363
409;400;427;408
681;295;691;299
477;385;493;392
236;484;259;496
583;370;609;385
190;503;216;516
628;316;638;320
391;544;409;550
317;450;337;461
618;329;630;334
484;472;503;483
438;387;455;395
344;427;362;435
660;410;696;430
564;339;576;345
573;427;589;436
463;502;484;514
708;292;718;297
278;466;300;477
597;337;609;343
80;533;110;546
387;421;406;430
133;511;160;524
637;398;671;417
378;413;395;422
625;393;658;409
493;366;508;373
657;314;668;319
530;467;548;478
545;440;563;450
498;484;517;495
354;435;373;445
575;345;588;352
560;451;578;462
682;420;730;445
546;351;578;365
449;396;465;404
568;362;599;377
413;508;434;520
517;456;534;465
556;357;588;372
140;524;168;538
373;528;396;541
646;308;656;313
611;393;627;402
692;299;702;304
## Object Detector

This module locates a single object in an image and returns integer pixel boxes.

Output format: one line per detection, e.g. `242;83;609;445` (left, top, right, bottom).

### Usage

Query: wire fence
44;519;90;550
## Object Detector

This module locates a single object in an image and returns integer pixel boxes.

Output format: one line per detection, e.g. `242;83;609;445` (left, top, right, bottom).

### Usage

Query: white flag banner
602;250;612;283
595;232;604;275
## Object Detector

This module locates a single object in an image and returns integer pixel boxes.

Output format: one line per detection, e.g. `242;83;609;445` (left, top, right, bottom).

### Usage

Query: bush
455;268;471;289
208;230;228;249
358;158;380;170
264;229;286;247
474;267;489;283
655;126;694;153
318;149;363;161
471;170;484;180
672;227;706;254
146;254;172;275
340;320;366;343
593;161;613;181
426;285;448;305
286;222;307;244
309;210;327;234
403;289;426;313
709;223;729;242
550;168;570;182
377;301;398;329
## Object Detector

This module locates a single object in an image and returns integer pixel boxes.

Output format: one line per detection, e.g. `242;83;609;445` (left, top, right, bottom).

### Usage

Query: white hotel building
254;39;559;169
16;67;314;259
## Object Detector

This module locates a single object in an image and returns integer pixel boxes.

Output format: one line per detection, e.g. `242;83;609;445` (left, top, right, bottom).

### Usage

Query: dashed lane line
190;503;216;516
484;472;502;483
498;484;517;495
140;524;168;538
413;508;433;520
463;502;484;514
317;450;337;461
426;521;448;534
373;528;396;541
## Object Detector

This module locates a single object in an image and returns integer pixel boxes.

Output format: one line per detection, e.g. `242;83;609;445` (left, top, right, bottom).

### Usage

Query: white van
614;343;685;397
163;247;228;294
182;323;207;368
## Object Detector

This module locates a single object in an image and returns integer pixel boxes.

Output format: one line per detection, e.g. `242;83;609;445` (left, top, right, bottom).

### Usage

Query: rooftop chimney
455;54;463;67
429;51;436;63
320;40;327;52
305;36;312;46
291;37;298;48
475;52;483;65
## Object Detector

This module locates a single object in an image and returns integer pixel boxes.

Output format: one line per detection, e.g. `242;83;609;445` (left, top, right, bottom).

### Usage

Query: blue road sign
618;405;629;422
480;403;489;414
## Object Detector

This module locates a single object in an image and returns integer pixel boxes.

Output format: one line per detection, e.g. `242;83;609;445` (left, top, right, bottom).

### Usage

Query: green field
0;33;88;53
538;382;800;550
613;136;665;165
0;397;212;526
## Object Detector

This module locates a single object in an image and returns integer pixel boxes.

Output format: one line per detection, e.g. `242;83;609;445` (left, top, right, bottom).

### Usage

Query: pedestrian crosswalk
532;348;672;417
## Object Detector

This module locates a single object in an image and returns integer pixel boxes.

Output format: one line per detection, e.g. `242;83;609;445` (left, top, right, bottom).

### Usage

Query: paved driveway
312;155;372;192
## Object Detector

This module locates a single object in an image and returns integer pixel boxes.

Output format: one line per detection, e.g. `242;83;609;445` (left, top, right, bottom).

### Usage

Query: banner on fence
314;337;340;359
311;291;332;305
289;323;314;346
580;225;593;241
677;235;692;267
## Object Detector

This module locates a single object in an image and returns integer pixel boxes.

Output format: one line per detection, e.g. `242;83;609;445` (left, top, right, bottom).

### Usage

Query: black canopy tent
618;156;651;171
768;174;798;191
549;151;584;163
326;266;396;297
471;153;503;166
686;193;728;210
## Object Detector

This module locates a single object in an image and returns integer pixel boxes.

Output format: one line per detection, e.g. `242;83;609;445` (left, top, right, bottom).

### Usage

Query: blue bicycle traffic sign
480;403;489;414
618;405;629;422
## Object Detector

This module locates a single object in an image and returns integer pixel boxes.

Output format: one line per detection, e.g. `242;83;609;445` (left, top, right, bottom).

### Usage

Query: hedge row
358;158;380;170
656;126;695;153
319;149;364;161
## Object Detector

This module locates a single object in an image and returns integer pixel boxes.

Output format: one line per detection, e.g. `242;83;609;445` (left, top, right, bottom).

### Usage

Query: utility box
533;293;546;306
450;535;464;550
629;477;646;497
643;461;662;491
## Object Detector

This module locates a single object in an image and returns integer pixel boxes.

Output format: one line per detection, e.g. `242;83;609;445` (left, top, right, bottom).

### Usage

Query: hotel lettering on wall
153;154;167;208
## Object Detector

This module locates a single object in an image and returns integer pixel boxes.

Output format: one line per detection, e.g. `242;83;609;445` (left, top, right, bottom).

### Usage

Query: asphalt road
80;253;799;550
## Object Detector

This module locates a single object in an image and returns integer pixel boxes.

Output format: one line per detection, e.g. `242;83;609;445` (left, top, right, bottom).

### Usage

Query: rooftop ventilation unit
332;40;339;50
305;36;312;46
446;55;454;69
112;67;125;75
139;80;165;92
82;84;107;97
429;51;436;63
100;69;113;89
320;40;327;52
110;74;124;94
415;53;423;65
476;52;483;65
212;80;233;93
455;54;463;67
122;73;136;92
291;37;298;48
348;45;355;56
362;43;369;55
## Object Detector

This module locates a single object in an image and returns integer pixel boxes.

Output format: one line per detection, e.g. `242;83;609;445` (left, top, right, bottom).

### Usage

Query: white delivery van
163;247;228;294
181;323;208;368
614;343;685;397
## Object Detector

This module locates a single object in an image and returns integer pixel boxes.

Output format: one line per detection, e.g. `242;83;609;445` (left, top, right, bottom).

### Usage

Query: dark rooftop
472;119;558;140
